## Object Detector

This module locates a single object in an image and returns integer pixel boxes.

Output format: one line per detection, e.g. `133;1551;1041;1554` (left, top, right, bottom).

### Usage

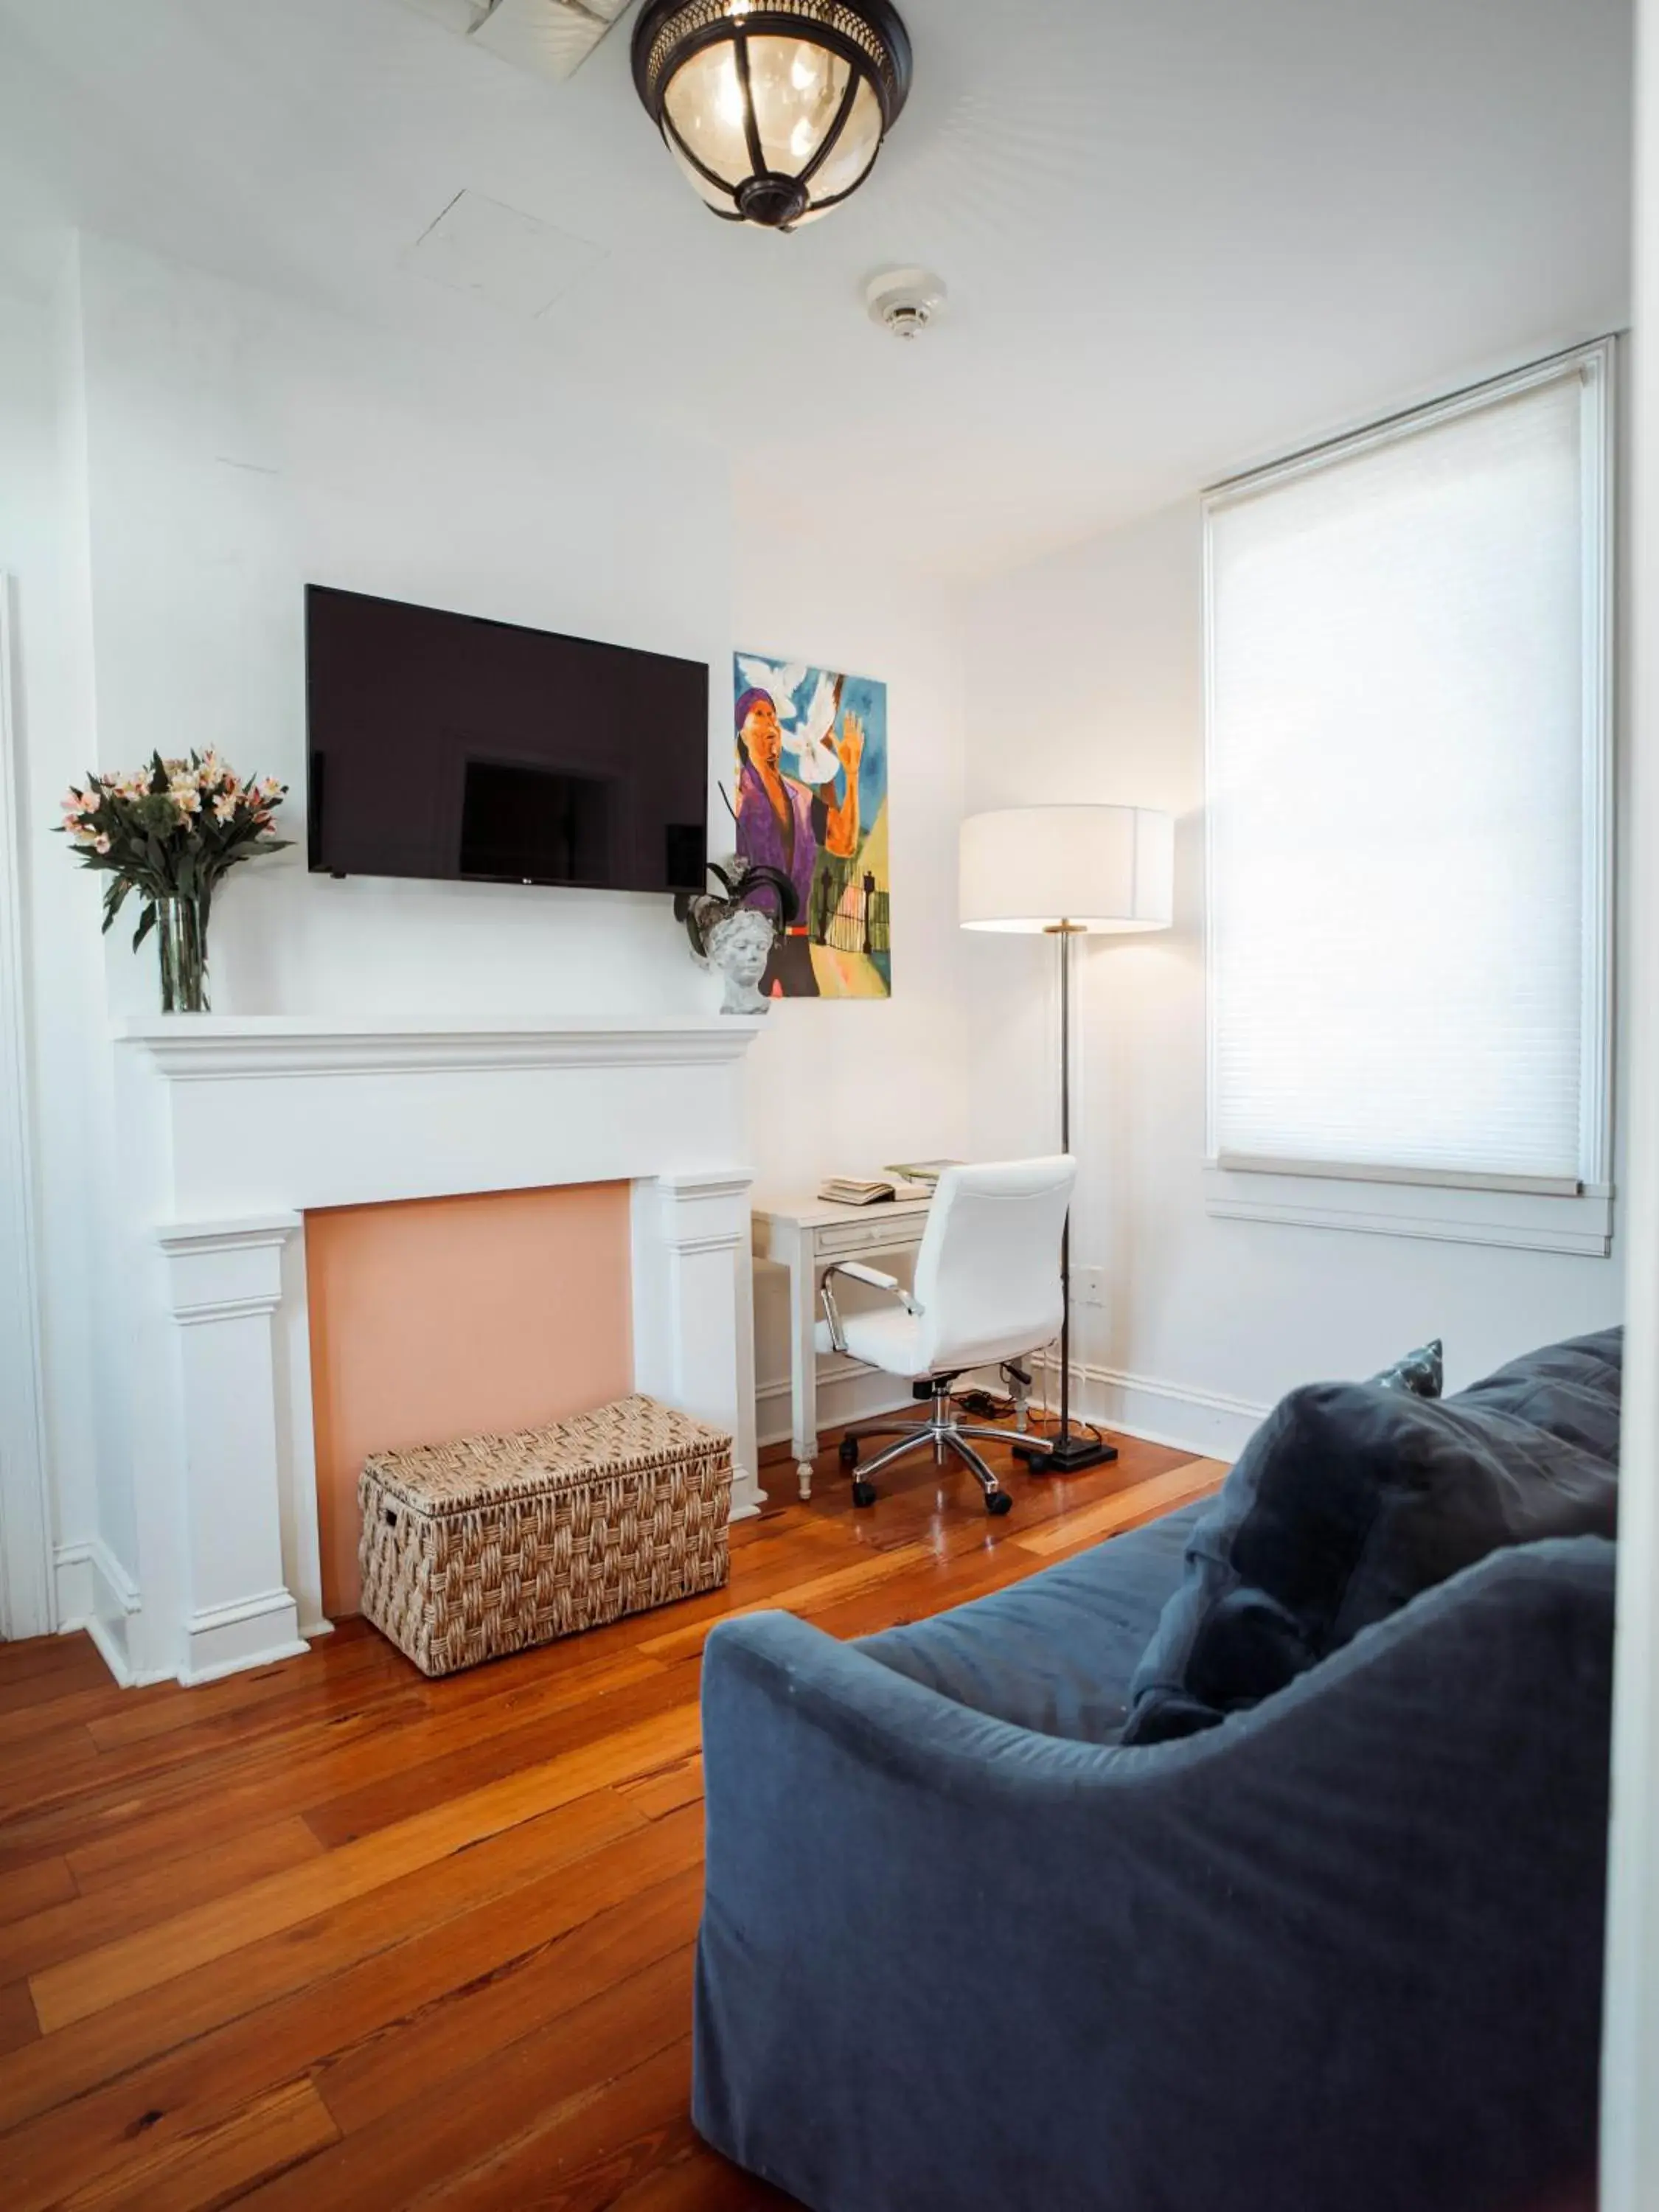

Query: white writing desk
751;1190;933;1500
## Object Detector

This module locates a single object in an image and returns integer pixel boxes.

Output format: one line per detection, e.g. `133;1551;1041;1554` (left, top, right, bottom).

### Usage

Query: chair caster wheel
839;1436;860;1468
986;1490;1014;1517
852;1480;878;1509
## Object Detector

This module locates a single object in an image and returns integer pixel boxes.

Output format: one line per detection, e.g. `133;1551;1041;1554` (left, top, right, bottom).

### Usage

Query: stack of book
817;1177;901;1207
817;1166;956;1207
881;1159;959;1190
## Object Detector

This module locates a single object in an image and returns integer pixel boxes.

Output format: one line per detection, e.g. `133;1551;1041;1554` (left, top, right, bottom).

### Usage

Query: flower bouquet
57;751;290;1012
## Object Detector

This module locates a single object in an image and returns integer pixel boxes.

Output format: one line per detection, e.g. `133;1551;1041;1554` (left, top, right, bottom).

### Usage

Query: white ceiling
0;0;1634;578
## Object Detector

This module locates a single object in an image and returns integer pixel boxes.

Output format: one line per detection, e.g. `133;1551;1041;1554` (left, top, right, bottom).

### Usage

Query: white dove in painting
737;655;840;786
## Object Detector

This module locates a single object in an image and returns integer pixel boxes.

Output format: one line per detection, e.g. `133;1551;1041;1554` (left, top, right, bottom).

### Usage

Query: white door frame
1601;13;1659;2202
0;574;53;1641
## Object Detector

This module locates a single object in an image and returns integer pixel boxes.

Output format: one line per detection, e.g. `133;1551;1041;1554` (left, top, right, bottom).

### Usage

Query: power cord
1033;1337;1110;1449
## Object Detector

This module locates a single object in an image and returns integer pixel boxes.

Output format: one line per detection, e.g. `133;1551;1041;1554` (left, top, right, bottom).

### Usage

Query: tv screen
305;585;709;894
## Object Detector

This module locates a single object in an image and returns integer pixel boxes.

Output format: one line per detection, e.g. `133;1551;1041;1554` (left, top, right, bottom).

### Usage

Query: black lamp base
1015;1430;1119;1475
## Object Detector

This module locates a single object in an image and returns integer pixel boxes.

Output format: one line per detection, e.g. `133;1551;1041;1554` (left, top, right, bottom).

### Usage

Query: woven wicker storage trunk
358;1394;731;1678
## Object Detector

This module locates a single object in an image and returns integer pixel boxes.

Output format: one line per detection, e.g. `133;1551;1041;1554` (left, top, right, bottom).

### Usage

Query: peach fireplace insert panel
306;1181;634;1618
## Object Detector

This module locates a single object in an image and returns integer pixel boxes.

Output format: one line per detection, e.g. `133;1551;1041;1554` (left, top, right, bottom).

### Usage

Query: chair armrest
819;1260;922;1353
694;1537;1615;2212
827;1259;904;1294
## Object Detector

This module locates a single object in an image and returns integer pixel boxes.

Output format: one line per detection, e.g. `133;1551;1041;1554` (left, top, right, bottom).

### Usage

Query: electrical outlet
1071;1266;1107;1310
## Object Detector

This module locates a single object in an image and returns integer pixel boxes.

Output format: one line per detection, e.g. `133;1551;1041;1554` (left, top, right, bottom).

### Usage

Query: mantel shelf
112;1011;765;1080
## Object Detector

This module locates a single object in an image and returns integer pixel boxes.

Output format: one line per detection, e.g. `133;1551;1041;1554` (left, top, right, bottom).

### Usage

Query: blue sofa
692;1337;1618;2212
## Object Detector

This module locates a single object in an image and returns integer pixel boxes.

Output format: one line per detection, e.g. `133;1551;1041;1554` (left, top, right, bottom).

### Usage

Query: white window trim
1201;338;1618;1257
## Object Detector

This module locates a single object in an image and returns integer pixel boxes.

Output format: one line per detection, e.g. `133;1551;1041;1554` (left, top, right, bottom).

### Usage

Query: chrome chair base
839;1377;1051;1516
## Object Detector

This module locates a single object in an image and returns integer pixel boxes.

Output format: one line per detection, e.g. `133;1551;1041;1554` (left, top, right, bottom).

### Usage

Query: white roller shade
1206;347;1613;1192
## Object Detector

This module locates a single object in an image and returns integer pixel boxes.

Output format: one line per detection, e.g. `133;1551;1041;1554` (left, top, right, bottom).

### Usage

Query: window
1203;343;1614;1253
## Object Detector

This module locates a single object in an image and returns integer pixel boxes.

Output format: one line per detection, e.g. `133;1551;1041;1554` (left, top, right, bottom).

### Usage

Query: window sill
1202;1163;1613;1258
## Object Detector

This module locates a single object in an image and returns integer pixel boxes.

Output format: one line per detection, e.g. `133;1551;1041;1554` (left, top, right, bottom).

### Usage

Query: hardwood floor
0;1420;1222;2211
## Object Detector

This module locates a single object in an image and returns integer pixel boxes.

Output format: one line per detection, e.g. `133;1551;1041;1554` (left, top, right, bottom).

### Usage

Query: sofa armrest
694;1537;1614;2212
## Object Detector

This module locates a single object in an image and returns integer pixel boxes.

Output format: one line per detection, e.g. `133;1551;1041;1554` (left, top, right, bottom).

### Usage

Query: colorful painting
732;653;891;1000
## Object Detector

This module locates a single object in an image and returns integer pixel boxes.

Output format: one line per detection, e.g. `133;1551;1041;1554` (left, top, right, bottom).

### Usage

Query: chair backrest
910;1156;1077;1376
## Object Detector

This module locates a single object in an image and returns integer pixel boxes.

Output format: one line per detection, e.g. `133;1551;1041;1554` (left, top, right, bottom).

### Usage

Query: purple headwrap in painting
735;686;775;733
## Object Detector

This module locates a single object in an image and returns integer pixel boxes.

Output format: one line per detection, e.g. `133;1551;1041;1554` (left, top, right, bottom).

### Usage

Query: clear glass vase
156;894;209;1013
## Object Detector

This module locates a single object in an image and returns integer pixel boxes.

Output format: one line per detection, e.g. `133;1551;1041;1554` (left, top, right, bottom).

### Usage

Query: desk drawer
817;1214;927;1259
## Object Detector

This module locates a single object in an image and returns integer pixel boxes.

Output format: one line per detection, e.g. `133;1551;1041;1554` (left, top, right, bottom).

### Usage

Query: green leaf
132;903;157;953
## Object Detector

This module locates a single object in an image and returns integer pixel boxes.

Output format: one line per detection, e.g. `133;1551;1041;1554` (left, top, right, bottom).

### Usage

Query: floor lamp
959;804;1175;1474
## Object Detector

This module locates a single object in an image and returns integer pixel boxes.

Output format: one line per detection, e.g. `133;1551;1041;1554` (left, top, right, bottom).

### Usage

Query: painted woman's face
741;699;783;774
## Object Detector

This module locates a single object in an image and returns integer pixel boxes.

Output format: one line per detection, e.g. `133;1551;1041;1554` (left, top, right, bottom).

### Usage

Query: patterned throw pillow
1371;1339;1444;1398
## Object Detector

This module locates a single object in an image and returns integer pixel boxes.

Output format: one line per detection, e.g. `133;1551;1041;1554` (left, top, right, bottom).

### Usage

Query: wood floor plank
608;2145;797;2210
633;1542;936;1663
4;1699;431;1873
1011;1457;1225;1557
57;2077;339;2212
0;1632;115;1691
29;1703;700;2031
423;2038;696;2212
299;1657;698;1851
0;1815;324;1986
0;1855;75;1927
237;1955;697;2211
0;1976;40;2055
39;1652;667;1885
619;1755;704;1821
0;1420;1213;2212
319;1860;704;2136
0;1809;703;2212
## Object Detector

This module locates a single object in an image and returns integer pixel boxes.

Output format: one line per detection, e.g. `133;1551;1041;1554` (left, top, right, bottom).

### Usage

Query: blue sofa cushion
1122;1327;1621;1746
858;1501;1202;1743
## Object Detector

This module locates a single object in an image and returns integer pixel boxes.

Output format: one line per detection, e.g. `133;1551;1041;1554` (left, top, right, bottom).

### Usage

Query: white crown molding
113;1013;764;1082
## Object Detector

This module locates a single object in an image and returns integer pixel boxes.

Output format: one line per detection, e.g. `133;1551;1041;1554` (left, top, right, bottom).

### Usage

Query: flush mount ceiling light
632;0;912;232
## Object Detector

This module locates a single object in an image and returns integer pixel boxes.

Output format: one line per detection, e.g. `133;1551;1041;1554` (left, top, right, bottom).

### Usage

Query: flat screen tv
305;585;709;894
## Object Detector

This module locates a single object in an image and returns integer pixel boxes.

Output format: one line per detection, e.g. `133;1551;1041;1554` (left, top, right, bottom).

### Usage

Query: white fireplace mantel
105;1011;765;1687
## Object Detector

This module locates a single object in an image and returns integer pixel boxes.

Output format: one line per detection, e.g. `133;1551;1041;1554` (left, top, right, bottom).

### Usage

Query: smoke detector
865;268;947;341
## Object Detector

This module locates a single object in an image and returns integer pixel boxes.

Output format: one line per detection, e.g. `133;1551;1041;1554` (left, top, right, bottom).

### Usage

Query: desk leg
790;1226;819;1500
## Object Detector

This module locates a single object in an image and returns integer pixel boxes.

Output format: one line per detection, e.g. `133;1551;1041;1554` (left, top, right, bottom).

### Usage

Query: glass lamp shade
959;807;1177;935
633;0;911;231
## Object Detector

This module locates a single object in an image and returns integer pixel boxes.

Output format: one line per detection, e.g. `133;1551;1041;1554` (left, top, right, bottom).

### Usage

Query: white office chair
815;1155;1076;1515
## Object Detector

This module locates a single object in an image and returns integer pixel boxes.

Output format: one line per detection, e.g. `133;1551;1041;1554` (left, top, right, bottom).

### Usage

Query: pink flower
94;833;111;855
170;784;201;815
213;792;237;822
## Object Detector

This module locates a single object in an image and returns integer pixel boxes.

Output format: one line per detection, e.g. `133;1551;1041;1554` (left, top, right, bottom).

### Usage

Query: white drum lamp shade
959;805;1175;934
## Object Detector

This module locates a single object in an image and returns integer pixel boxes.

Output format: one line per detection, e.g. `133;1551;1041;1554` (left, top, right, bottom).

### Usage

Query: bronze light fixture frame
632;0;913;231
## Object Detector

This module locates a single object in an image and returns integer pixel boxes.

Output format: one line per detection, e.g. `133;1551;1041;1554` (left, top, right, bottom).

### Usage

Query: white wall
733;526;971;1442
961;499;1625;1454
0;282;116;1632
69;232;734;1023
1;229;974;1629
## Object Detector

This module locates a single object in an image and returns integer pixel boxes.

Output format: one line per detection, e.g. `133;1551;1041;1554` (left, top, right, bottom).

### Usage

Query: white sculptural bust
703;905;776;1015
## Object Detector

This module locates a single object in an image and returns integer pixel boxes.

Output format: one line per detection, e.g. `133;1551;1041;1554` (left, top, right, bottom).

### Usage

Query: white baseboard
181;1588;308;1686
756;1368;917;1452
55;1535;148;1686
1034;1356;1266;1463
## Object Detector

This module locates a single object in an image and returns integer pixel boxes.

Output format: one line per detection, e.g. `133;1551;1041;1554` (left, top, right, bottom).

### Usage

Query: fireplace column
632;1171;763;1518
158;1217;309;1683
